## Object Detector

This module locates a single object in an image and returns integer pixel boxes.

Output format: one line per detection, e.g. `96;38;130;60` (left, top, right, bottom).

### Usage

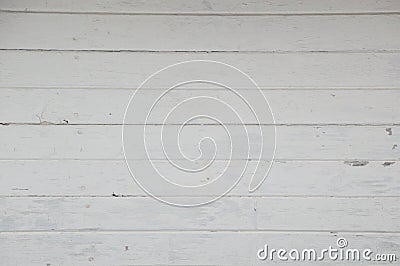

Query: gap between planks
2;86;400;90
2;9;400;16
1;229;400;234
0;159;398;162
1;48;400;53
1;195;399;198
1;123;400;126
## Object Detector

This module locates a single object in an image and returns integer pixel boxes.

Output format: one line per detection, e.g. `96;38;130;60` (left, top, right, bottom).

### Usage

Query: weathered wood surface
1;13;399;51
2;0;400;14
0;232;398;265
2;13;400;52
0;125;398;160
1;160;398;197
1;196;399;231
1;89;400;125
1;0;399;264
1;51;399;88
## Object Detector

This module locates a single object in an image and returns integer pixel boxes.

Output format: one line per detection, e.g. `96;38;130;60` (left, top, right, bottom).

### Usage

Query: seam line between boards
2;87;400;91
0;159;398;161
1;48;400;54
1;9;400;16
2;123;400;126
1;230;399;234
2;195;400;198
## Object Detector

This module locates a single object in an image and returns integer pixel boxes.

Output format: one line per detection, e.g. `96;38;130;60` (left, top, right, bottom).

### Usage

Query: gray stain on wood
382;161;395;167
344;160;369;167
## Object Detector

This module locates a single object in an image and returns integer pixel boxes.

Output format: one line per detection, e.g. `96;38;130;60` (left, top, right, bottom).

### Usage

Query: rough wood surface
2;0;400;14
1;51;399;88
1;232;398;265
1;13;399;51
1;89;399;125
1;160;398;197
1;197;399;231
0;0;399;264
0;125;398;160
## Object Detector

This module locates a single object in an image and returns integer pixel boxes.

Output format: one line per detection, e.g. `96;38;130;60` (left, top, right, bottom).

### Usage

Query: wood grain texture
1;0;399;264
1;196;399;231
1;13;399;51
0;125;398;160
1;0;400;14
1;51;399;88
1;160;398;197
1;89;400;125
0;232;398;265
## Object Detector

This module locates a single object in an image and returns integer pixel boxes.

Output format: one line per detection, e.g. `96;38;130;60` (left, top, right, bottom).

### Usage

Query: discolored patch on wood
344;160;369;167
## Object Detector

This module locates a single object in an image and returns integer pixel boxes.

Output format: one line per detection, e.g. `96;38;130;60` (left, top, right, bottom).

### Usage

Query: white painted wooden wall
0;1;399;265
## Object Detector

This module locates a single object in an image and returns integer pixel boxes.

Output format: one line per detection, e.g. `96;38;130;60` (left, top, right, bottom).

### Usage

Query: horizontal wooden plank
1;88;399;125
0;232;398;265
1;13;399;51
0;160;398;197
2;0;400;14
0;125;398;160
1;51;399;88
1;197;398;231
